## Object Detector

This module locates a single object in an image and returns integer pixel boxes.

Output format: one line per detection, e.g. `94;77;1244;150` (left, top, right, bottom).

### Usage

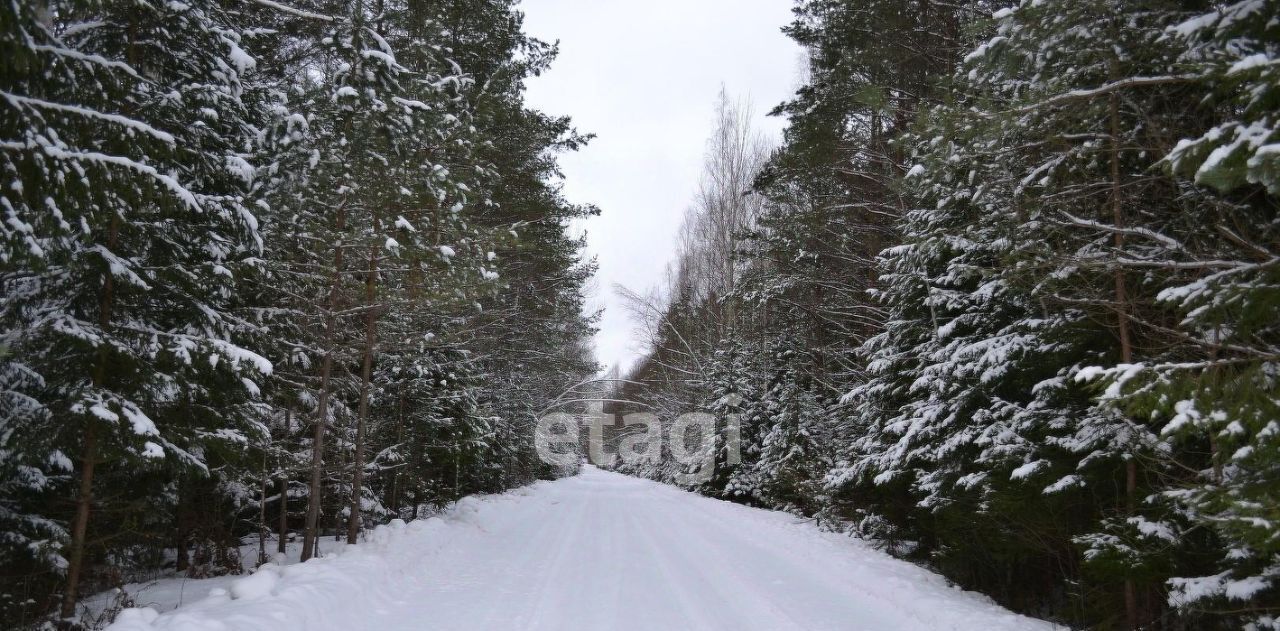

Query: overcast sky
520;0;802;375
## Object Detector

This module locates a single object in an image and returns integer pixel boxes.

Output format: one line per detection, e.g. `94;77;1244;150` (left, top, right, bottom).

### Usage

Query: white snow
106;467;1058;631
394;215;416;231
1;142;200;211
121;404;159;436
210;340;274;375
229;565;279;600
1127;517;1177;542
226;41;257;75
1043;474;1082;494
1010;460;1048;480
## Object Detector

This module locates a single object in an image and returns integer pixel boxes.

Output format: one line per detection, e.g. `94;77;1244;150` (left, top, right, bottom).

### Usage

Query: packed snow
105;467;1057;631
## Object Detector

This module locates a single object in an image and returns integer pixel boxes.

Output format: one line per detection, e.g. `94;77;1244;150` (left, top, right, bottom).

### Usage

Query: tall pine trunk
303;203;347;562
258;450;269;565
60;425;97;619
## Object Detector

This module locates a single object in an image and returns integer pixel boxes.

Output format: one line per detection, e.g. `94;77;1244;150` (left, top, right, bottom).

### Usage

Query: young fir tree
694;343;756;499
751;340;826;513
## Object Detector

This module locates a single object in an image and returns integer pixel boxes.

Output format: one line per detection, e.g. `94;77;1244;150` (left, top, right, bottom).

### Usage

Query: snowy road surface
109;467;1057;631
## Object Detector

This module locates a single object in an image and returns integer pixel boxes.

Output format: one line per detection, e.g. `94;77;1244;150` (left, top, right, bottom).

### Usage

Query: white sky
520;0;802;375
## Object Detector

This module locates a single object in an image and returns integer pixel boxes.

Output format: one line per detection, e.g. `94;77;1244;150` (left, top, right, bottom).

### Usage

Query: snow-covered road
109;466;1057;631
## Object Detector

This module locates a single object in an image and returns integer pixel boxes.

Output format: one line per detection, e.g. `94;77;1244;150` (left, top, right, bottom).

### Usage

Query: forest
1;0;595;626
2;0;1278;629
609;1;1279;629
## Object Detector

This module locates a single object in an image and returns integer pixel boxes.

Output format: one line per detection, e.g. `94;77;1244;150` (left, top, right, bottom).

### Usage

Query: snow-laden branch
0;141;200;211
1058;212;1188;252
1014;75;1199;113
240;0;337;22
31;44;141;78
2;91;176;144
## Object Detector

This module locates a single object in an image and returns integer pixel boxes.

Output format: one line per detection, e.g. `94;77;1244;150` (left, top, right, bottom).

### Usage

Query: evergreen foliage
614;1;1280;627
1;0;596;624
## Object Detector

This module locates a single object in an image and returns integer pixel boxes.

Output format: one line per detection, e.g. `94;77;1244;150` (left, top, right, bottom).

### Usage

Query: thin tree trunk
388;392;405;516
303;203;347;562
1109;88;1140;631
277;476;288;555
60;210;121;619
176;495;190;573
60;424;97;619
277;408;289;555
348;221;380;544
258;449;269;565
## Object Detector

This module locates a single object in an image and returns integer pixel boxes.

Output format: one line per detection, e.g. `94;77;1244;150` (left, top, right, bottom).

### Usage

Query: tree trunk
277;408;289;555
60;425;97;619
1109;88;1140;631
258;449;269;565
348;225;380;544
388;392;405;516
60;209;121;619
176;500;190;574
277;476;288;555
303;203;347;562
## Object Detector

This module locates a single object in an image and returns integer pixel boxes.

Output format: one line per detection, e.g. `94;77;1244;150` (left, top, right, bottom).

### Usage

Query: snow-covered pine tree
970;3;1218;626
274;0;495;553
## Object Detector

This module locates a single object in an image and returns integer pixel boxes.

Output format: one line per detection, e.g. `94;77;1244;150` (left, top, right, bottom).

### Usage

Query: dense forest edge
605;1;1279;630
1;0;596;626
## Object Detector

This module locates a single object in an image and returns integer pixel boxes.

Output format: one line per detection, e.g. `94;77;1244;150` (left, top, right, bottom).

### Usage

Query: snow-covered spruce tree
863;0;1277;625
1081;1;1280;624
750;340;827;513
0;349;66;622
966;3;1255;626
371;347;494;515
693;343;757;499
421;0;599;492
1;0;271;617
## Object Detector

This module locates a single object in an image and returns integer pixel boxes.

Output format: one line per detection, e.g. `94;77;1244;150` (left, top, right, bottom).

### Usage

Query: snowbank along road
108;466;1059;631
